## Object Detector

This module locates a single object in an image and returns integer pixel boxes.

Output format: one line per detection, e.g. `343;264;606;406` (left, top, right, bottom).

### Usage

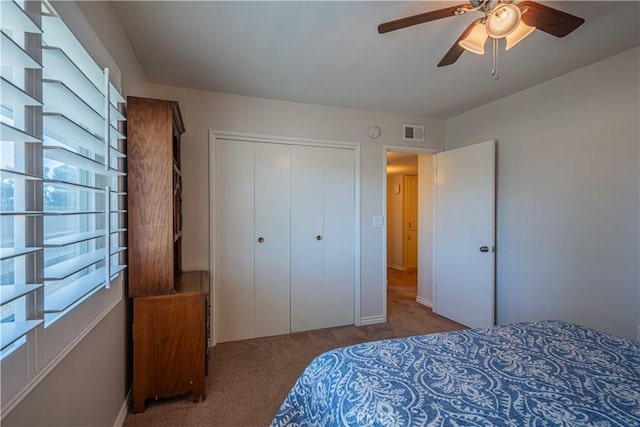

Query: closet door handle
316;235;323;241
258;237;265;243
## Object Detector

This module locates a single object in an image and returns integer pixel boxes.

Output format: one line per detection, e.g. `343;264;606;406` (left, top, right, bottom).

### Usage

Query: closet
216;139;355;342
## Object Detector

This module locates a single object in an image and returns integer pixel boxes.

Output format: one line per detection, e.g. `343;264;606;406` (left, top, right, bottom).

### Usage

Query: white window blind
1;0;45;356
1;0;126;382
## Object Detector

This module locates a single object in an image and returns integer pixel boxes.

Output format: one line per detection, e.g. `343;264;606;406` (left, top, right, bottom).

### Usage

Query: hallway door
404;175;418;269
434;141;495;328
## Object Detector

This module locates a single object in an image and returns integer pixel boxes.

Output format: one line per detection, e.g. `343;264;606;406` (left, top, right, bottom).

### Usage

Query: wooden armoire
127;96;209;413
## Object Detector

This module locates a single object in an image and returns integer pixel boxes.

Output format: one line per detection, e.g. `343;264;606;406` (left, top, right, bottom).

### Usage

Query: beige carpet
124;269;464;426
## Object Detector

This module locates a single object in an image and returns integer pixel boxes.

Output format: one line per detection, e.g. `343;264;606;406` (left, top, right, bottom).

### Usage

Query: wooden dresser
127;97;209;413
132;271;209;413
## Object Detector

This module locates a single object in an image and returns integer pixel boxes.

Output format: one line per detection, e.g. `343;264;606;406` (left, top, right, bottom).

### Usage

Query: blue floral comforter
271;321;640;426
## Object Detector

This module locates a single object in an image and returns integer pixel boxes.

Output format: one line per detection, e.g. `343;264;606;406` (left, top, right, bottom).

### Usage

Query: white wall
3;2;148;425
146;84;445;321
417;154;434;306
445;47;640;340
54;1;148;97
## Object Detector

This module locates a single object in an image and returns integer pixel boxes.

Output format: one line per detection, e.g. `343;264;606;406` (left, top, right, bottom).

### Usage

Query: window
0;0;126;414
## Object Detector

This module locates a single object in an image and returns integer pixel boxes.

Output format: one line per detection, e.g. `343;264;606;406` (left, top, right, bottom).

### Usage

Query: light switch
372;216;384;228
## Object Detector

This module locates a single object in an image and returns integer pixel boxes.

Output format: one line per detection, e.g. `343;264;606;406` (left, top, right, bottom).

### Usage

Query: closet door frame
208;131;361;346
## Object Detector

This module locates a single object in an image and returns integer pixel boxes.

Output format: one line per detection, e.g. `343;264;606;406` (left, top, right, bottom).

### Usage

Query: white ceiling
112;1;639;119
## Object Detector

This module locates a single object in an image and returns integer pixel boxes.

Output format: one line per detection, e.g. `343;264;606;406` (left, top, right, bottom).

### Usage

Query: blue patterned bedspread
271;321;640;426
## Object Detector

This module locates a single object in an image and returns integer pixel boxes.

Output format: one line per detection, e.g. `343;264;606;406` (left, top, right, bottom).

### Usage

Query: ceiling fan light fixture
378;1;585;73
486;3;521;38
505;20;536;50
458;22;488;55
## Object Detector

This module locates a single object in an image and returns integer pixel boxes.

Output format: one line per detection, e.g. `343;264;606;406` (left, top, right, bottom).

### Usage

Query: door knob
316;235;323;241
479;246;489;253
258;237;264;243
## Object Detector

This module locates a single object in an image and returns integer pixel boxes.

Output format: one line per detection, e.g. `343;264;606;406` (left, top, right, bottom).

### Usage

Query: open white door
434;141;495;328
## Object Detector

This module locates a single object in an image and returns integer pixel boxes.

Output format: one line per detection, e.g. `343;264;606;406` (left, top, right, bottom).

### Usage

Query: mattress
272;320;640;426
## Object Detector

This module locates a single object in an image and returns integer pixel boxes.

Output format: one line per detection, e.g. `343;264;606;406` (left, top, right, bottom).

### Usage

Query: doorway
386;151;418;318
383;142;495;328
385;149;435;320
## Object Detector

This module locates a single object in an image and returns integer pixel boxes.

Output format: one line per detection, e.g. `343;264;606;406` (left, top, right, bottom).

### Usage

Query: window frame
0;0;127;416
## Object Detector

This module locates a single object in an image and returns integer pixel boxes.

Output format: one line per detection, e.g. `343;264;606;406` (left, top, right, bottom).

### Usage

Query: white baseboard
416;296;432;308
360;315;385;326
113;388;131;427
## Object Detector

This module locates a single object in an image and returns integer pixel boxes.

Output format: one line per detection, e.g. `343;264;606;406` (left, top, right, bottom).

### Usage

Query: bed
271;321;640;426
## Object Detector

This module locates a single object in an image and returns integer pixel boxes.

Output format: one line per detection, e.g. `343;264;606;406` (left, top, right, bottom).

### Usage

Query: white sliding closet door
217;139;355;342
290;146;325;332
322;148;355;328
254;143;291;337
217;140;255;342
217;140;291;342
291;146;355;332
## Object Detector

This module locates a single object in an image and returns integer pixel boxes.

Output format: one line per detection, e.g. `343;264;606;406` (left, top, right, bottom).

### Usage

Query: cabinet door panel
291;145;325;332
254;142;291;337
323;148;355;328
153;297;205;398
406;230;418;269
132;300;156;413
127;97;175;296
217;139;255;342
133;295;206;413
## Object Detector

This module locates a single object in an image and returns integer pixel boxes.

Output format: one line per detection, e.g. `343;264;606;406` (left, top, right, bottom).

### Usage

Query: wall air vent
403;124;424;142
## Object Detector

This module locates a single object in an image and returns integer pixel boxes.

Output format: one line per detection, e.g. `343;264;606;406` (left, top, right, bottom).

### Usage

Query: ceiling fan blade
378;4;472;34
437;18;482;67
518;1;585;37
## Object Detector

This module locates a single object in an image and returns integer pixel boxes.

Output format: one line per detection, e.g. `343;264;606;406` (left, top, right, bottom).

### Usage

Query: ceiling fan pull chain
491;37;500;80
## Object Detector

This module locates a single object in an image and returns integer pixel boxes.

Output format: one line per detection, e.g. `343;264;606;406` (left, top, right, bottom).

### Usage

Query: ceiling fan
378;1;584;76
